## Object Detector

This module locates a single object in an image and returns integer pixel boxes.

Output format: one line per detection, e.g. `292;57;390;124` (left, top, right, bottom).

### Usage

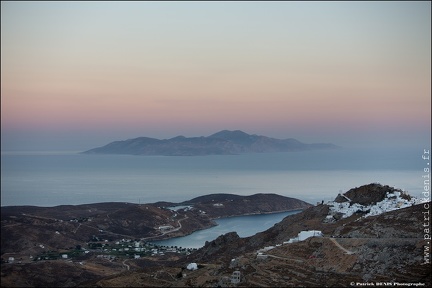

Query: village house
158;225;174;232
256;253;268;260
231;270;241;284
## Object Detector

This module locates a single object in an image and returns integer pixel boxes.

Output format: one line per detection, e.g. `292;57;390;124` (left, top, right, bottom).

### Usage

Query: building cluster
2;237;198;265
256;230;323;260
88;238;196;257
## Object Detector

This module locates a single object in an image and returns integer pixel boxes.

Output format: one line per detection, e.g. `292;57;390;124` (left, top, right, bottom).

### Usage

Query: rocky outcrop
334;183;410;205
197;232;244;262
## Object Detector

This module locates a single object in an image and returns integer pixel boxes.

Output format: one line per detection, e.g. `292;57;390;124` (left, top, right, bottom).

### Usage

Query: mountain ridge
82;130;341;155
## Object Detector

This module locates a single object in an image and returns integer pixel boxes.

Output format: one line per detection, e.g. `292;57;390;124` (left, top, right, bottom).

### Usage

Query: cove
151;210;302;249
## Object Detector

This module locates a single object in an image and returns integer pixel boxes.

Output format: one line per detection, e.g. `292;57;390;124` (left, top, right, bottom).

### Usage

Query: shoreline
208;207;307;220
148;209;305;243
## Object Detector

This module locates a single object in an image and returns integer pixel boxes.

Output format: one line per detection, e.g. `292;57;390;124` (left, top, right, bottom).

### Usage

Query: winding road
123;259;130;271
329;238;355;255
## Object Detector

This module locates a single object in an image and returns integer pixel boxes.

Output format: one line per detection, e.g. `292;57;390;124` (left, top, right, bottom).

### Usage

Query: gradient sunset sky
1;1;430;151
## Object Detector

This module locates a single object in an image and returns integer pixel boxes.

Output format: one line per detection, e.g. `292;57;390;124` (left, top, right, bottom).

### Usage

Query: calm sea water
151;210;301;248
1;148;425;247
0;148;425;207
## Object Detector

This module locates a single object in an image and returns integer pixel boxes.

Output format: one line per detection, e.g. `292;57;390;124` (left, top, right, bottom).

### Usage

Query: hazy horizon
1;1;430;152
1;128;429;153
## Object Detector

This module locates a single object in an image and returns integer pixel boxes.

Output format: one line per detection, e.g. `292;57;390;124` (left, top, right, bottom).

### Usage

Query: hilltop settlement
1;184;431;287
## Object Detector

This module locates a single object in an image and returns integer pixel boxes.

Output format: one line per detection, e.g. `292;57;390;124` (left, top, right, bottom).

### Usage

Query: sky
1;1;431;151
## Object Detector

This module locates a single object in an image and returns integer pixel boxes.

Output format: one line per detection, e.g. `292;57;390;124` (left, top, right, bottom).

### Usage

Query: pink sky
1;1;430;150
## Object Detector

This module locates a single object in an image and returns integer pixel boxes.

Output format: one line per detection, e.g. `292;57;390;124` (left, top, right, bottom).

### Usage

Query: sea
1;147;427;248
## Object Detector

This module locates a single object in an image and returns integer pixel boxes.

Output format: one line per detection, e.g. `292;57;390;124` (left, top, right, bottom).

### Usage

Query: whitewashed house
231;271;241;284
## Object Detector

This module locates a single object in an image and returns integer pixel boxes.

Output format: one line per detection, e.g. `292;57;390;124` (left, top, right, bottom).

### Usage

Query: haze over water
0;147;425;207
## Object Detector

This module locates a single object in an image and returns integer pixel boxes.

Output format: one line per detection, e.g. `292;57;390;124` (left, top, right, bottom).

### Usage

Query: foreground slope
83;183;431;287
2;184;430;287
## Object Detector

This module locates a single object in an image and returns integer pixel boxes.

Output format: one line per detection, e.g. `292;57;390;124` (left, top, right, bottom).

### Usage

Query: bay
150;210;302;249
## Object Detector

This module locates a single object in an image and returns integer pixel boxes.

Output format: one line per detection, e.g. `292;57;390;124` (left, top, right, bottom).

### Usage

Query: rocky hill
175;184;430;286
186;184;423;262
2;184;430;287
333;183;411;205
177;193;311;219
82;130;340;155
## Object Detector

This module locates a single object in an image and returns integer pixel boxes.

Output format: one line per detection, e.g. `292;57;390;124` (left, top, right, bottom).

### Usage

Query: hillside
2;184;430;287
178;193;311;219
174;184;430;286
1;193;310;256
82;130;340;155
185;184;423;262
82;184;432;286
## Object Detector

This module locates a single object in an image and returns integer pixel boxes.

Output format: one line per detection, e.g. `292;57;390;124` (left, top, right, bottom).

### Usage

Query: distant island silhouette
82;130;341;156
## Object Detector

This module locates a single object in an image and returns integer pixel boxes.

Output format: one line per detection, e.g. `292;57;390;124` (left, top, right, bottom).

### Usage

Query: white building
187;263;198;270
231;271;241;284
286;230;323;243
256;253;268;260
158;225;174;231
